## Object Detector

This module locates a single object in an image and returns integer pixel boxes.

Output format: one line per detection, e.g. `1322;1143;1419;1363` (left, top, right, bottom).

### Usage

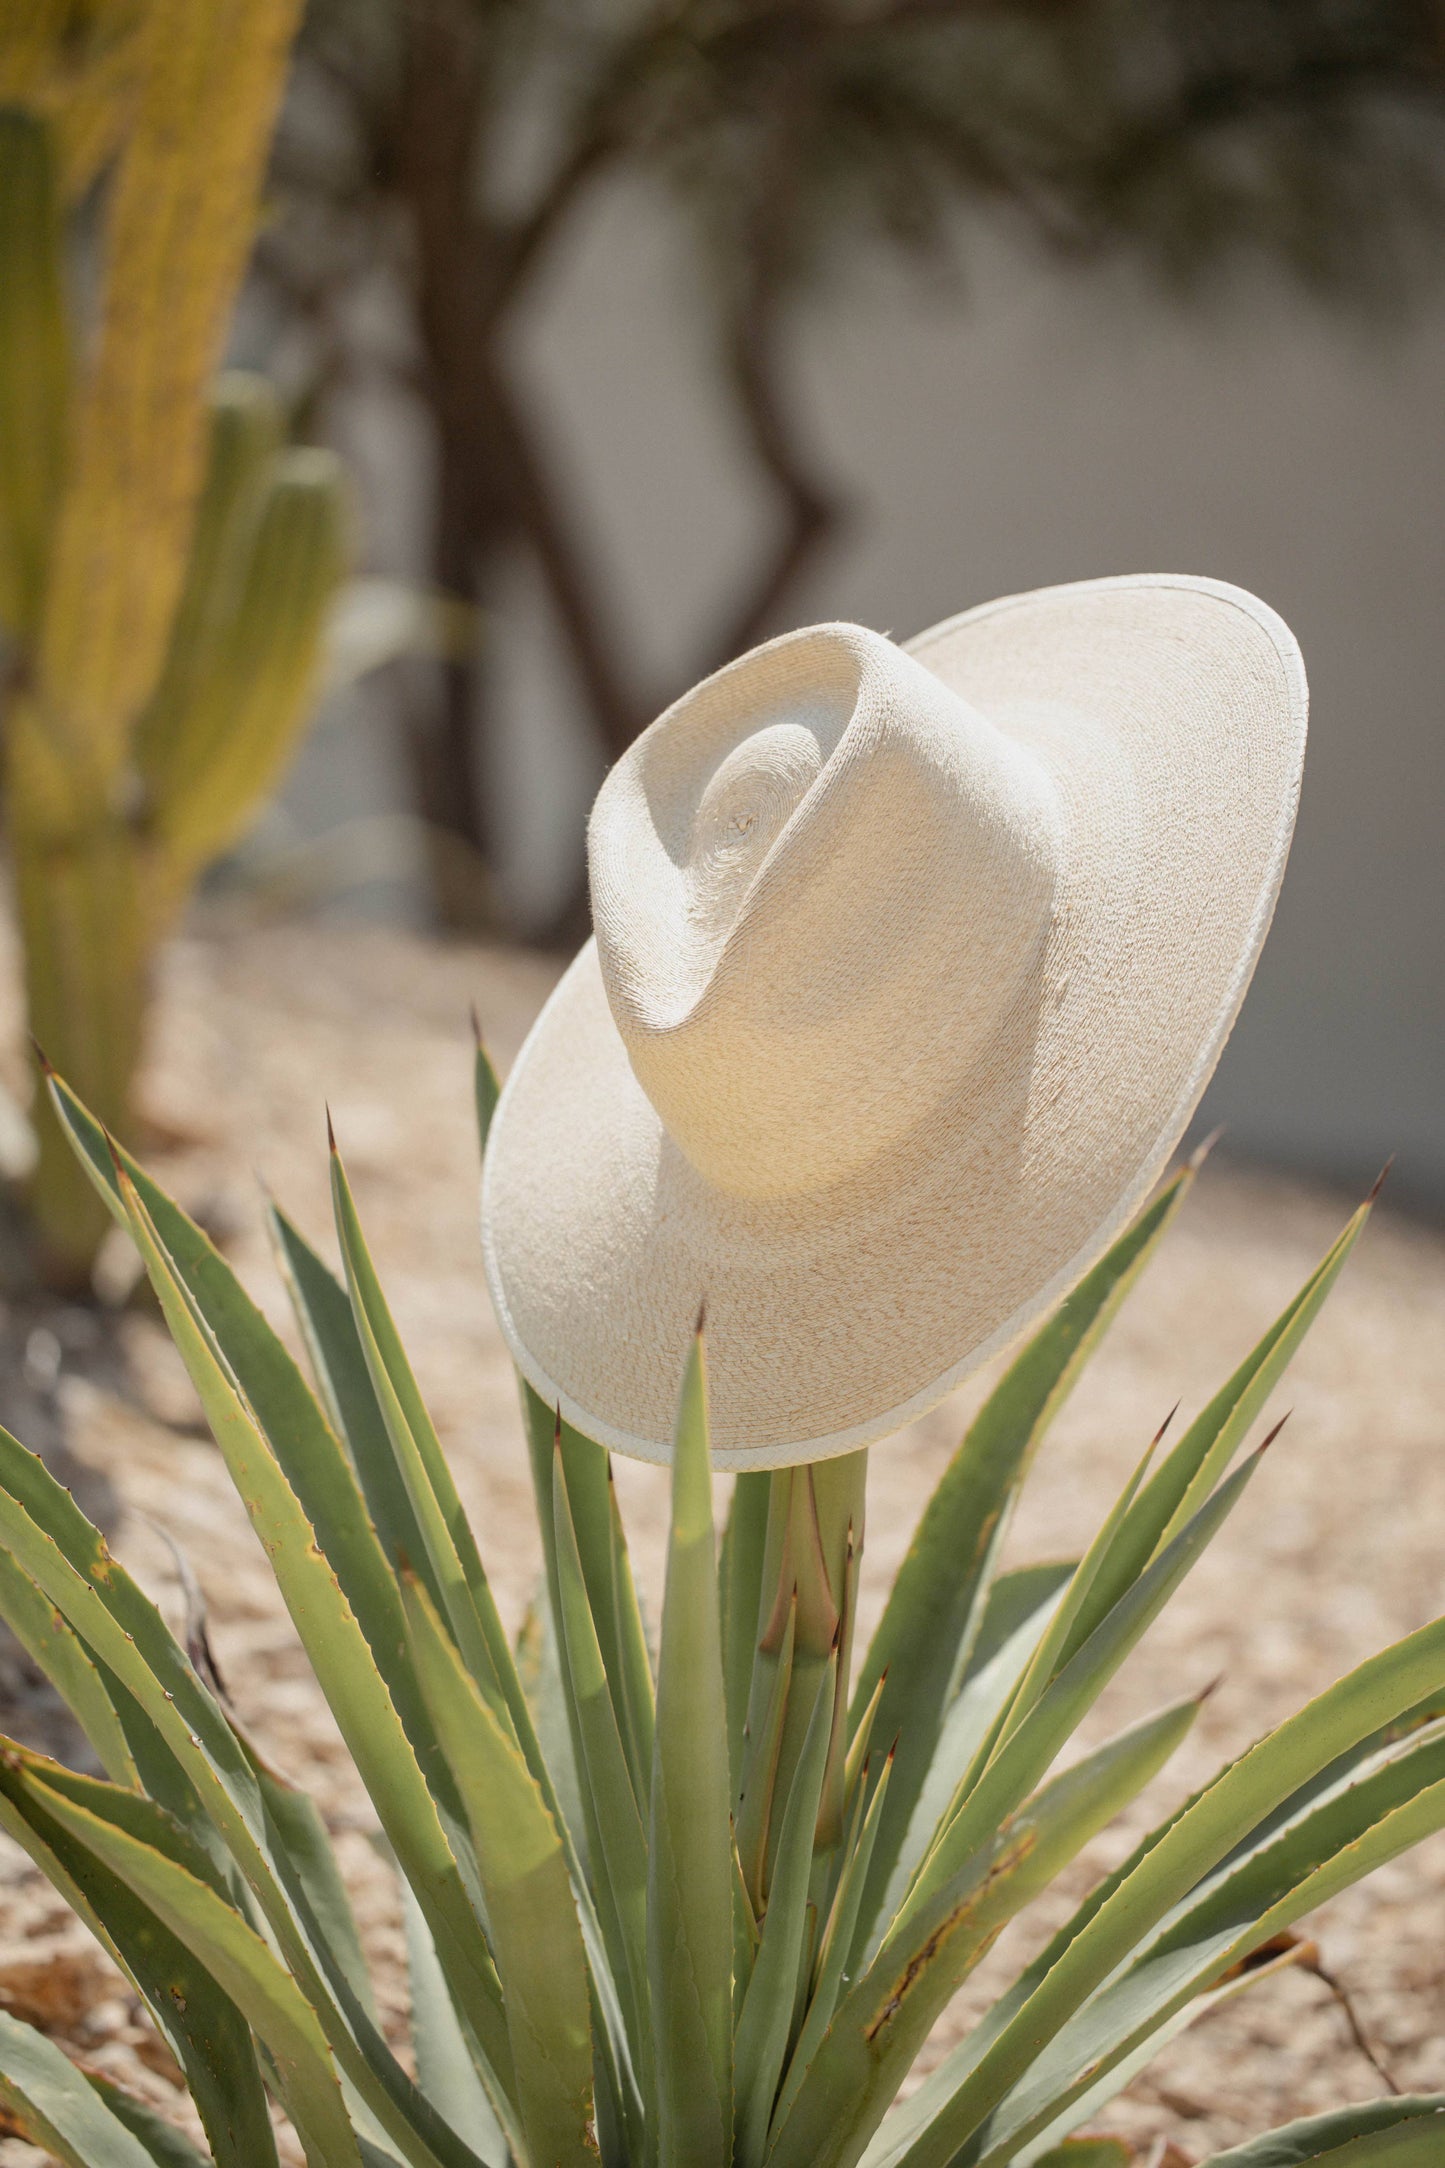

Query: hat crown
589;623;1062;1197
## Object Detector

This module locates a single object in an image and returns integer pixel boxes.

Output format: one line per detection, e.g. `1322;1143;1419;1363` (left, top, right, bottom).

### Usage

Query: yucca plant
0;0;342;1284
0;1053;1440;2168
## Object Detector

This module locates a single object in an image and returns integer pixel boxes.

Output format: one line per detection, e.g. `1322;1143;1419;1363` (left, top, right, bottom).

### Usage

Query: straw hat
482;575;1306;1469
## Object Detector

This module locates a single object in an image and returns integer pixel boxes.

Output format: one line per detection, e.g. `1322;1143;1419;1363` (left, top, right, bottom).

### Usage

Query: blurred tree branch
256;0;1445;937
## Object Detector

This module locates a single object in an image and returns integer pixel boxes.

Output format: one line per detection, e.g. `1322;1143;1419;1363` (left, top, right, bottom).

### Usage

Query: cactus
0;0;331;1286
0;1058;1439;2165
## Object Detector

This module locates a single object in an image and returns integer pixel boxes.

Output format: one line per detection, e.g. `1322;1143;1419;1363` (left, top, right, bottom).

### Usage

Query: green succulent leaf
473;1035;501;1156
551;1444;651;2047
19;1769;365;2168
884;1617;1445;2168
892;1447;1264;1954
45;1069;456;1809
648;1323;734;2168
851;1166;1195;1941
0;1542;137;1784
734;1648;837;2165
1052;1202;1373;1670
1200;2096;1445;2165
400;1878;510;2168
722;1469;773;1784
329;1141;530;1755
267;1196;449;1633
773;1745;895;2142
402;1569;593;2168
871;1563;1074;1942
769;1691;1202;2168
0;1744;278;2168
0;2011;180;2168
83;2073;214;2168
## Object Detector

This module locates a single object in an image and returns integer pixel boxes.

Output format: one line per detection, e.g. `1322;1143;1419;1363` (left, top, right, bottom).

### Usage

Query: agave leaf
1077;1204;1371;1652
894;1450;1263;1948
869;1566;1074;1949
473;1036;501;1155
738;1592;799;1908
400;1878;510;2168
648;1324;734;2168
767;1693;1201;2168
0;108;67;640
0;1746;278;2168
515;1592;590;1871
522;1381;654;1860
267;1197;449;1636
1197;2096;1445;2165
999;1426;1171;1749
970;1724;1445;2168
253;1759;376;2024
735;1650;838;2166
330;1143;538;1777
108;1159;515;2094
244;1736;498;2168
84;2073;213;2168
0;1542;137;1783
874;1726;1445;2167
605;1455;657;1788
1009;1936;1316;2165
552;1417;654;1805
851;1169;1193;1936
24;1766;365;2168
0;2010;175;2168
47;1071;455;1808
551;1448;652;2080
402;1570;593;2168
774;1750;896;2143
722;1469;773;1785
890;1616;1445;2168
0;1429;483;2168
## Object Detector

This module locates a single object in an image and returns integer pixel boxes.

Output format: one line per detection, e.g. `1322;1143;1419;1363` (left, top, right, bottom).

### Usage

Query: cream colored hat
482;575;1306;1469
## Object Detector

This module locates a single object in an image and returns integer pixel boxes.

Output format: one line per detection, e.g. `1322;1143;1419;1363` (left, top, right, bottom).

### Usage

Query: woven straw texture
482;574;1307;1468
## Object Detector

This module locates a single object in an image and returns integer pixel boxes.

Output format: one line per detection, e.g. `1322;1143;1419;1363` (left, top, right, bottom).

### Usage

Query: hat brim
481;574;1306;1469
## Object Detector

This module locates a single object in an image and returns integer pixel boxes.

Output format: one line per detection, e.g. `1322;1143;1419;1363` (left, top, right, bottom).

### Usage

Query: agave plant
0;1055;1440;2168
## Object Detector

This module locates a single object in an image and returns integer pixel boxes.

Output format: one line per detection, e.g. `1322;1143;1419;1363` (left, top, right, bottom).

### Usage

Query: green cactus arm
145;445;349;900
0;107;68;641
34;0;304;780
135;370;285;783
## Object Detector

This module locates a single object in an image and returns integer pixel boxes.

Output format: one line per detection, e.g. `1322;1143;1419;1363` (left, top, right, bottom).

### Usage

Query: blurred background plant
259;0;1445;938
0;0;345;1289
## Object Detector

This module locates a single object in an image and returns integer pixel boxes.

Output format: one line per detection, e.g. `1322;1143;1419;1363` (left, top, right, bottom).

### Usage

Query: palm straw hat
482;574;1306;1469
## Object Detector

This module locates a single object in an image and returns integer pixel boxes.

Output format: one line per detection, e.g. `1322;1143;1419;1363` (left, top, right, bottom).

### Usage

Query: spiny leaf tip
1188;1124;1224;1172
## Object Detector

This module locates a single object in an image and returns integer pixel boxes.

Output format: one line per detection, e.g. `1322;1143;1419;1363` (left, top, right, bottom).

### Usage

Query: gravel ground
0;918;1442;2165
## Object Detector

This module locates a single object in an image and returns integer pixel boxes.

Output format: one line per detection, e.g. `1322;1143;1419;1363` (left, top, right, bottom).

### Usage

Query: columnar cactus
0;0;340;1284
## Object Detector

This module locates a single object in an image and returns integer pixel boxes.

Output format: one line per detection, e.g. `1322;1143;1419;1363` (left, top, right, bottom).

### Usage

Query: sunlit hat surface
482;575;1307;1469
